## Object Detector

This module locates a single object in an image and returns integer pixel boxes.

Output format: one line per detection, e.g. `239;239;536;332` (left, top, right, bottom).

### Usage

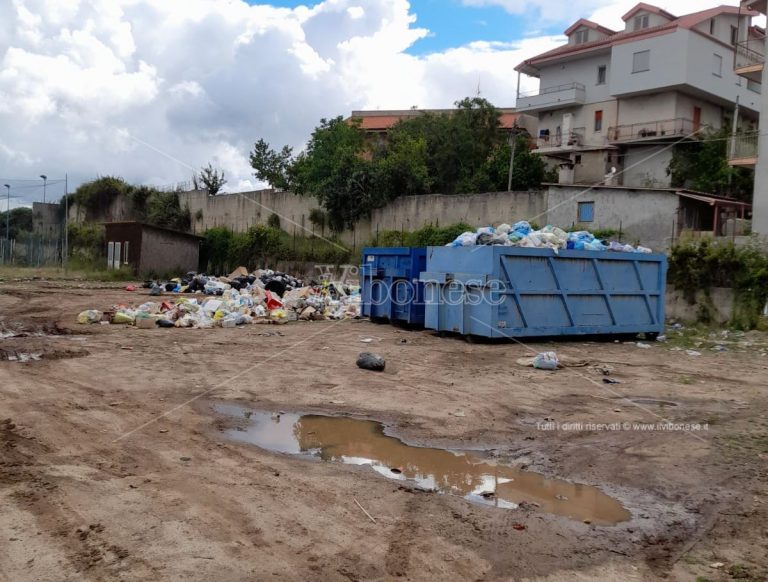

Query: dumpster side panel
423;246;667;338
361;247;426;325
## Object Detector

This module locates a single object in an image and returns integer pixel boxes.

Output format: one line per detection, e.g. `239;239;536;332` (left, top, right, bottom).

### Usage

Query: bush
199;225;352;273
369;222;475;248
267;213;282;229
669;238;768;329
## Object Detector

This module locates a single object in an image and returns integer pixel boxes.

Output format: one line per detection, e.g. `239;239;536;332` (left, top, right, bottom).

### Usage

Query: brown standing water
214;404;631;525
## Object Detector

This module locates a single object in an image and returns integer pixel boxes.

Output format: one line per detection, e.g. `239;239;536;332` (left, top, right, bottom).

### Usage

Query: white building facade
516;3;760;191
732;0;768;235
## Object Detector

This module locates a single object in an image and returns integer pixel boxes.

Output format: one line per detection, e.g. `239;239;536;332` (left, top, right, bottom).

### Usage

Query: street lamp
3;184;9;261
40;175;47;203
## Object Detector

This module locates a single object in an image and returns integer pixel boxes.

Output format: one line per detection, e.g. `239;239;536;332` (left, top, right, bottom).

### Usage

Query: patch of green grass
695;576;711;582
727;563;753;579
0;265;136;283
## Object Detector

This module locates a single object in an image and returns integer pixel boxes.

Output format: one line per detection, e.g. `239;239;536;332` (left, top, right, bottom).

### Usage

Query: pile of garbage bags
448;221;652;254
78;267;361;329
143;268;305;297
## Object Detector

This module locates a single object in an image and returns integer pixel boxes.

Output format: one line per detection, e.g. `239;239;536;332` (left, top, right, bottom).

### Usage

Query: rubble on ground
77;268;361;329
448;221;652;253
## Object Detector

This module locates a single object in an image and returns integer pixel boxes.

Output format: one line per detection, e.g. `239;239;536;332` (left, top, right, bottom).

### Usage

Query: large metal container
361;247;427;325
421;246;666;338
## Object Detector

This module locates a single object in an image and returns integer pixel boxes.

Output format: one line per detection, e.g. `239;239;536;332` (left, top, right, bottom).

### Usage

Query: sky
0;0;747;207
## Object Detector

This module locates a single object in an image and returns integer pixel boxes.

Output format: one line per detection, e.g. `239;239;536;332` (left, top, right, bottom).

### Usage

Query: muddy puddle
214;404;631;525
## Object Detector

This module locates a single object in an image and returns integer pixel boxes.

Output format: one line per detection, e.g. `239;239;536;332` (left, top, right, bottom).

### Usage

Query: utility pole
40;175;47;203
63;174;69;272
3;184;9;263
507;129;519;192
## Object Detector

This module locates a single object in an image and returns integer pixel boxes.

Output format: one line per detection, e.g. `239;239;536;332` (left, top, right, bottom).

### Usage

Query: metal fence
0;236;64;267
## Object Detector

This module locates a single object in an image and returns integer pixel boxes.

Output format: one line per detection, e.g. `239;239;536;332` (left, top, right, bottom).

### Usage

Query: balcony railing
518;82;586;99
728;131;759;163
734;36;766;71
536;128;585;150
608;118;695;143
516;82;586;112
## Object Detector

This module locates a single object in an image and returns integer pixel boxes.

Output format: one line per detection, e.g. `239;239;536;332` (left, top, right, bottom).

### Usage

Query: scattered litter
356;352;386;372
77;310;103;325
602;378;621;385
532;352;559;371
686;350;702;357
353;498;377;524
448;222;652;253
512;523;527;531
636;342;651;349
359;338;374;344
712;345;728;352
709;562;725;569
450;411;466;418
77;268;361;330
655;335;667;342
124;284;136;292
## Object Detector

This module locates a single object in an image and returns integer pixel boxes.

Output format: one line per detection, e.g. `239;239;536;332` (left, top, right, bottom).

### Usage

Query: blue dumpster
361;247;427;325
421;246;666;338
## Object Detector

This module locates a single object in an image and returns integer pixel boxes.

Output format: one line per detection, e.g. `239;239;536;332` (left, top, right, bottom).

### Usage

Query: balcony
728;132;759;169
607;118;695;144
734;36;765;83
742;0;767;15
516;82;586;113
536;128;585;153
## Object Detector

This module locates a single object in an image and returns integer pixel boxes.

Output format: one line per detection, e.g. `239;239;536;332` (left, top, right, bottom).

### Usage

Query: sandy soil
0;280;767;581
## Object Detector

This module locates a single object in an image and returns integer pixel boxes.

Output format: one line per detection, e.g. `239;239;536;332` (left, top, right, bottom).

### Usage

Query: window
123;241;130;264
731;25;739;46
632;50;650;73
597;65;607;85
578;202;595;223
748;79;761;93
573;29;589;44
713;53;723;77
709;18;716;36
594;110;603;132
633;15;649;31
575;154;582;164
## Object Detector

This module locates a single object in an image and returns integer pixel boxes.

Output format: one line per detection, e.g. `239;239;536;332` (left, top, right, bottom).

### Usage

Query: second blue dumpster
361;247;427;326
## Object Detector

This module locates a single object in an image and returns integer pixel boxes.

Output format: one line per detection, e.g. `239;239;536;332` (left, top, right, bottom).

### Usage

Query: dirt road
1;280;767;581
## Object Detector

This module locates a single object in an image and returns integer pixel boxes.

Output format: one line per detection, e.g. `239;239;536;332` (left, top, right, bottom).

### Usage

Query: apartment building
732;0;768;235
515;3;760;189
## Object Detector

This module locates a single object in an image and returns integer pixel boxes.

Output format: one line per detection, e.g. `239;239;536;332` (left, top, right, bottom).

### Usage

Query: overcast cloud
0;0;743;205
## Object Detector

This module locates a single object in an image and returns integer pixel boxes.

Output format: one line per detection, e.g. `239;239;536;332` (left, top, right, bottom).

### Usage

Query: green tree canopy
0;207;33;239
249;97;551;230
667;127;754;202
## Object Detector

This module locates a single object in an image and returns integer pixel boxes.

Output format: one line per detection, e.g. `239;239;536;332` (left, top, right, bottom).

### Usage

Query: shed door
113;242;121;270
107;242;114;269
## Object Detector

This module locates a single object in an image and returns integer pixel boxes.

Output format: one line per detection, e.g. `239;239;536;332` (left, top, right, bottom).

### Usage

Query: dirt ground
1;280;767;582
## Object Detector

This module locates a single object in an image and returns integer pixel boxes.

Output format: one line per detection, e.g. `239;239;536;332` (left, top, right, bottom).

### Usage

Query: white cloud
0;0;565;202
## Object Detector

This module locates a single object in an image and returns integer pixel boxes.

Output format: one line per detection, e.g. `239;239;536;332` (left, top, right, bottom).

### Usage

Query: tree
248;96;553;230
667;127;754;201
0;207;33;239
198;163;227;196
250;139;294;190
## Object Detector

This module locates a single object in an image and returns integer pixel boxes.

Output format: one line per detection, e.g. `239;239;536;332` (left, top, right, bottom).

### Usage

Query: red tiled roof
517;5;756;74
350;109;522;131
622;2;676;22
564;18;615;37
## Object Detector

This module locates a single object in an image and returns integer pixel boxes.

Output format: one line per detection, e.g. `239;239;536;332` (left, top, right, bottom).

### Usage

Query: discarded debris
532;352;559;371
512;523;527;531
353;498;377;524
356;352;386;372
686;350;702;357
602;378;621;385
78;267;361;330
448;222;653;253
636;342;651;349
